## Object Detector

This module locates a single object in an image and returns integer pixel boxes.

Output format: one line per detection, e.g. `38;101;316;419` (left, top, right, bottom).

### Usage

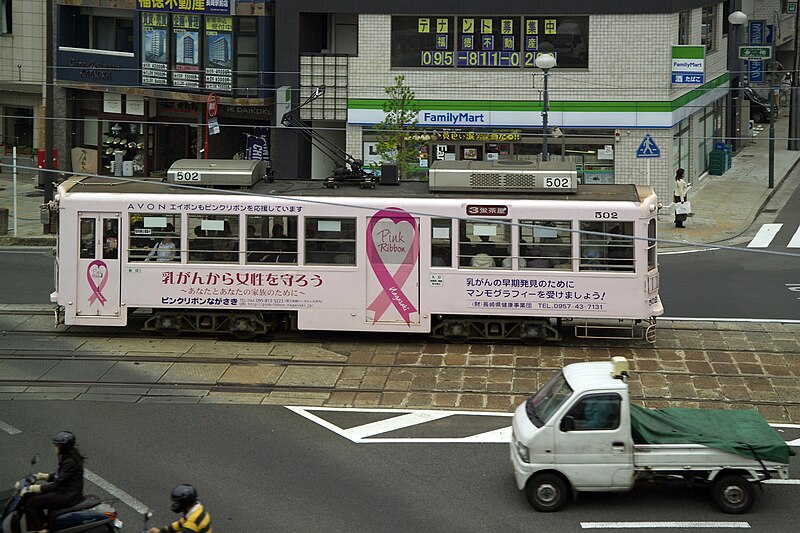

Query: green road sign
739;46;772;59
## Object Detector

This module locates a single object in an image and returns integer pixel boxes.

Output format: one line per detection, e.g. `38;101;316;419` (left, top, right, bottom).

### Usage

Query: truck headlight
515;440;529;463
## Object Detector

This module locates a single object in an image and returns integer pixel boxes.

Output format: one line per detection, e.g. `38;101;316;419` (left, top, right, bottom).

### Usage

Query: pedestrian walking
673;168;689;228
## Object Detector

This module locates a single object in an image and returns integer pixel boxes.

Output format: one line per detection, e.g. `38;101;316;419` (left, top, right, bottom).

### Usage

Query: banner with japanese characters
141;12;170;86
173;13;201;88
135;0;234;16
204;16;233;92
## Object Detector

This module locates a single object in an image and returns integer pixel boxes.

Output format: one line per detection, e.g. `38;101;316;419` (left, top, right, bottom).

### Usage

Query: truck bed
634;443;790;476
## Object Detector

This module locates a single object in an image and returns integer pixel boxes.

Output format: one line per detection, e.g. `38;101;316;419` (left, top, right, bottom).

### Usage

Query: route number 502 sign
174;171;201;182
543;176;572;188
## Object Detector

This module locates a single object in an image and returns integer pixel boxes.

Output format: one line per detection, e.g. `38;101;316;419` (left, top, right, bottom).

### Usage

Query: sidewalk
658;115;800;248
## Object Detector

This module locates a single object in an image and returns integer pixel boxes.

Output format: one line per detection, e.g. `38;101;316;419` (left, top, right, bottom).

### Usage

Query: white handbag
675;202;692;215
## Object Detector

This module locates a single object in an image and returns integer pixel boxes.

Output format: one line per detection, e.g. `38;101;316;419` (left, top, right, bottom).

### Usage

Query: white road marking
343;411;453;440
788;226;800;248
84;469;150;514
581;522;749;529
747;223;783;248
285;406;512;443
0;419;22;435
764;479;800;484
664;317;800;324
658;248;719;256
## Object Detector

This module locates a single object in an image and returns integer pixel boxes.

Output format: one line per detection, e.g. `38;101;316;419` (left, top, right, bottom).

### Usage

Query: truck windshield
525;372;573;427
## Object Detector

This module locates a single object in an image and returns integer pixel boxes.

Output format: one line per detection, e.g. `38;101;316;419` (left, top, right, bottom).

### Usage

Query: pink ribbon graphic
366;207;419;325
86;260;108;306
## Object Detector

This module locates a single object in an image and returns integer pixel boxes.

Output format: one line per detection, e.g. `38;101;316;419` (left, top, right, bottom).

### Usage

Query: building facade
273;0;795;204
54;0;275;178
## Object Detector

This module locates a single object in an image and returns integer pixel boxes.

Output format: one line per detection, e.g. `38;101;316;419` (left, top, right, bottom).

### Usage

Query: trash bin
0;207;8;235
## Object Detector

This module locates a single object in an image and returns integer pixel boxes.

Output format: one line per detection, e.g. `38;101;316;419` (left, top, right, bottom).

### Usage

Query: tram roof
60;176;650;203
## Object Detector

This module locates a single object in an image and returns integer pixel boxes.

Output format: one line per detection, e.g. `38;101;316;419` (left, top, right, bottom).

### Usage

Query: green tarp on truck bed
630;404;794;465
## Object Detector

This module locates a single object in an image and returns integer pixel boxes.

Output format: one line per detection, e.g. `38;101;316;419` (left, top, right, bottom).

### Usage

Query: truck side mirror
560;415;575;432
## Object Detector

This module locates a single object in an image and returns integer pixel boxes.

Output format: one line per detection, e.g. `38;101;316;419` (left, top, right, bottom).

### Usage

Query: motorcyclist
149;484;212;533
18;431;85;532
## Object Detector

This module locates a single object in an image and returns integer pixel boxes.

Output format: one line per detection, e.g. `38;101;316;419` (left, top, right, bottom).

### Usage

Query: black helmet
52;431;76;450
170;484;198;513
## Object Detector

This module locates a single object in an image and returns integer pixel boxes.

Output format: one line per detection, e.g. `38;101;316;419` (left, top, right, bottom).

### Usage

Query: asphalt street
0;247;53;304
1;402;798;532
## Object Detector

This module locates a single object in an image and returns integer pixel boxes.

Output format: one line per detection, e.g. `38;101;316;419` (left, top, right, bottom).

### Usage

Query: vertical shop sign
141;12;169;86
173;13;201;88
204;16;234;92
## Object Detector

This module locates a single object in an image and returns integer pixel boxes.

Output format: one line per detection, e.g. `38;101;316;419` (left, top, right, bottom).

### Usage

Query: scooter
1;455;122;533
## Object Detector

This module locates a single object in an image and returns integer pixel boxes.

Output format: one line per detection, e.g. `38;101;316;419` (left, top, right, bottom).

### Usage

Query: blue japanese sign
748;20;766;44
135;0;234;15
749;60;765;83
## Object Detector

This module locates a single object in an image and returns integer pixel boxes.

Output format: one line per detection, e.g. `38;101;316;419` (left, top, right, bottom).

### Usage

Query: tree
374;75;420;179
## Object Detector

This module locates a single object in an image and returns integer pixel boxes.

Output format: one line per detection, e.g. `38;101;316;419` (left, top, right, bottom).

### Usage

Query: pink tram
51;170;662;343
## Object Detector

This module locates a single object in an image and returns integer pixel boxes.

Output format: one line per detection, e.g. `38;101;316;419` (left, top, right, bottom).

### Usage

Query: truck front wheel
526;473;569;512
712;474;755;514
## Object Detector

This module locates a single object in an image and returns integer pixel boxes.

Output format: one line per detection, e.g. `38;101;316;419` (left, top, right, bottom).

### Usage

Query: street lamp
535;53;557;162
727;10;748;153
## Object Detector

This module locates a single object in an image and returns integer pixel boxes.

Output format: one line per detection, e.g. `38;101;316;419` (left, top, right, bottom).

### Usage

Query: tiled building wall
0;0;46;84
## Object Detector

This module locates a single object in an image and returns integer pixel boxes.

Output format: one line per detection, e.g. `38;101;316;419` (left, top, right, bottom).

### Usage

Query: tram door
365;211;420;326
76;213;122;319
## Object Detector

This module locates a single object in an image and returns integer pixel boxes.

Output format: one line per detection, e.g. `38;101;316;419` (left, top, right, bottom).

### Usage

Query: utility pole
43;0;55;232
790;3;800;150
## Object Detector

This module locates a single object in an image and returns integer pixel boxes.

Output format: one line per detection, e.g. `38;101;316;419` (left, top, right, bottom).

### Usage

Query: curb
0;236;56;247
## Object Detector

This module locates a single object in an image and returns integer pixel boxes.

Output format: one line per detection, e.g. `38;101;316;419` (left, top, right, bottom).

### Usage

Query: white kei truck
510;357;794;513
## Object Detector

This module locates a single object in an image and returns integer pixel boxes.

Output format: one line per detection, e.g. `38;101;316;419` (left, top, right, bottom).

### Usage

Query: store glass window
0;0;11;34
188;215;239;263
305;217;356;265
246;215;298;264
678;11;690;45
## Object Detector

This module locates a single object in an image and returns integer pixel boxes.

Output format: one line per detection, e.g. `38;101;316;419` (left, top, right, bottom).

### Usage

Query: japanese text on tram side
127;203;303;213
160;271;323;287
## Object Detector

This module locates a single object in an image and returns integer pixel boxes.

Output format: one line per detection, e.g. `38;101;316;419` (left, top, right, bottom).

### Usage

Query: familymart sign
671;45;705;85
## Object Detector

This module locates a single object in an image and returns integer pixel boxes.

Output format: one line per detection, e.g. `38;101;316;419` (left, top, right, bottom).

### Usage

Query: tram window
458;220;509;269
129;214;181;262
79;218;95;259
102;219;118;260
519;220;572;270
246;215;298;264
188;215;239;263
305;217;356;265
648;219;656;271
431;218;452;267
579;221;634;272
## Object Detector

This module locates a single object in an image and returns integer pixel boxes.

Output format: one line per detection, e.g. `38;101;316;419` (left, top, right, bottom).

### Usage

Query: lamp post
535;53;557;162
727;10;747;152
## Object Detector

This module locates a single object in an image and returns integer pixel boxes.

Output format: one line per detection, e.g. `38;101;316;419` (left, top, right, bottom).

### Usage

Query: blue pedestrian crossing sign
636;134;661;158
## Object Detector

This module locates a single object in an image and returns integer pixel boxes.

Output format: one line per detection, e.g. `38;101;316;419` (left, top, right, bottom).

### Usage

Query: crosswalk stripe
342;411;453;440
788;226;800;248
747;223;783;248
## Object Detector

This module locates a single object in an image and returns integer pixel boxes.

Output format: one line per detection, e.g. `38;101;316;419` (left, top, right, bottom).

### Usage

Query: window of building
305;217;356;265
188;215;238;263
246;215;297;264
431;218;453;267
701;6;716;52
519;220;572;270
3;106;34;154
458;220;510;268
562;394;621;431
129;214;180;262
678;11;690;45
673;118;691;178
579;221;634;272
237;17;259;97
94;16;134;52
0;0;11;34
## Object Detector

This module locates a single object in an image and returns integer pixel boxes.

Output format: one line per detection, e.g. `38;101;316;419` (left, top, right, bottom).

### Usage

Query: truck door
76;213;122;319
553;393;634;489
